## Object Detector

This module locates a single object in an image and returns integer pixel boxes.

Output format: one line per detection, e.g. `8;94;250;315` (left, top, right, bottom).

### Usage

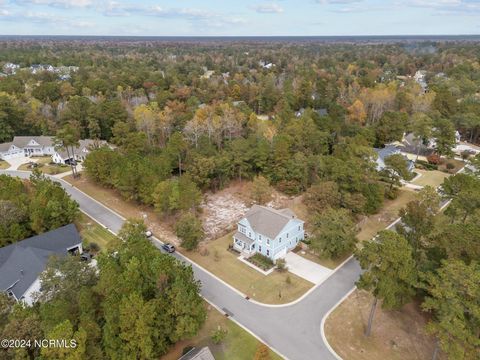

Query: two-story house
233;205;304;261
0;136;55;160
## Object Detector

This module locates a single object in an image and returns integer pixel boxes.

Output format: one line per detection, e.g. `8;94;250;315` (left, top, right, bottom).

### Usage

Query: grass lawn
188;232;313;304
162;302;282;360
356;189;417;242
75;212;118;251
293;246;349;270
411;169;450;188
18;156;71;175
324;290;443;360
0;160;9;169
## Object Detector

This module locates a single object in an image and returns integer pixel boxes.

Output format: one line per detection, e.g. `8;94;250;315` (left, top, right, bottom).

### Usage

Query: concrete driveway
285;252;333;284
6;156;35;170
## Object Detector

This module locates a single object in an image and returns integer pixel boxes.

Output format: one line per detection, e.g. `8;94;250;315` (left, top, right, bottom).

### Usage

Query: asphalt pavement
1;170;362;360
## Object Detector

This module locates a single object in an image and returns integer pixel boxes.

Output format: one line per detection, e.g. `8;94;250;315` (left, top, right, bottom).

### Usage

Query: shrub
285;275;292;285
88;242;100;253
427;154;441;165
247;253;274;271
461;151;471;160
416;160;438;170
211;327;228;344
276;258;287;272
446;162;455;170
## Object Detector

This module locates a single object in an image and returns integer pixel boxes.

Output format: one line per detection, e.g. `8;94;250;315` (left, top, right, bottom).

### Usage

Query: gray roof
0;142;13;152
12;136;54;148
0;224;81;300
244;205;301;239
233;231;255;246
55;139;108;159
374;145;401;162
179;347;215;360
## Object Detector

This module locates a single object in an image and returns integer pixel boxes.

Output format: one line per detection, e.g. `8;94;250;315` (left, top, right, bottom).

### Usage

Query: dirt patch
325;289;444;360
200;180;291;240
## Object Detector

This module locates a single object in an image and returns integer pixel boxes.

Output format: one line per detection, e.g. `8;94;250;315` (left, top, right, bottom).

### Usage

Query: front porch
233;231;256;257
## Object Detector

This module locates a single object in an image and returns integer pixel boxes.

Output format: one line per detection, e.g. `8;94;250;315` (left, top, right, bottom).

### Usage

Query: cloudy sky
0;0;479;36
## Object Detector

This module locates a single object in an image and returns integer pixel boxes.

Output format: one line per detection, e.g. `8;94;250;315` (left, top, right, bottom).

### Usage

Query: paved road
1;170;362;360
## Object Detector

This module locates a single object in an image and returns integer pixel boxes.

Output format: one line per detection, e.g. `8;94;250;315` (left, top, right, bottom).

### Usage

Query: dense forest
1;38;480;359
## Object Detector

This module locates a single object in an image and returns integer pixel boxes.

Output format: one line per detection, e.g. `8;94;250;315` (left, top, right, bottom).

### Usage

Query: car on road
162;243;175;253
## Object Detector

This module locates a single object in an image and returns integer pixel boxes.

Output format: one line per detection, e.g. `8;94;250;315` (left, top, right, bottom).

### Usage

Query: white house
0;224;82;306
0;136;55;161
51;139;109;165
233;205;304;261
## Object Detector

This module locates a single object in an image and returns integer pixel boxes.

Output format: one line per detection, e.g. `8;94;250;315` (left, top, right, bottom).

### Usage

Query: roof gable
0;224;81;299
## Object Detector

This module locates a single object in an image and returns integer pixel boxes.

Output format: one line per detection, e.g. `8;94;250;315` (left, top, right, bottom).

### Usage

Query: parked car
162;243;175;253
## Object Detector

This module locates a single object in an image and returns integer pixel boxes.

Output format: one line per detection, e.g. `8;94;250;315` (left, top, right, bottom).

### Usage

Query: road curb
320;287;356;360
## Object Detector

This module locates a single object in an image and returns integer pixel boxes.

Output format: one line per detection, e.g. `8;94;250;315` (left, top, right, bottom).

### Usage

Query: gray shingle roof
0;224;81;300
12;136;54;148
0;142;13;152
179;347;215;360
244;205;301;239
55;139;108;159
233;231;254;246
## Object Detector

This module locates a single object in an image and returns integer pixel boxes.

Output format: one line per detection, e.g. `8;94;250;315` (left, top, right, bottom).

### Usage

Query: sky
0;0;479;36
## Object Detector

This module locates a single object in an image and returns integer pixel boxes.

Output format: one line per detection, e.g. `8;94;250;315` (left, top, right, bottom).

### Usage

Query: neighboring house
52;139;109;165
414;70;428;93
233;205;304;261
374;145;415;172
179;347;215;360
0;136;55;160
399;131;461;157
0;224;82;305
295;107;328;118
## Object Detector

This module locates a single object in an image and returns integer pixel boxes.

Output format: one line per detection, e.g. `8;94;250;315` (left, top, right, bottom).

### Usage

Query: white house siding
21;278;41;306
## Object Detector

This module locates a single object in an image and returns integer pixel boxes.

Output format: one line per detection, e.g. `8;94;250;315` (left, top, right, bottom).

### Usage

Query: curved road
1;170;362;360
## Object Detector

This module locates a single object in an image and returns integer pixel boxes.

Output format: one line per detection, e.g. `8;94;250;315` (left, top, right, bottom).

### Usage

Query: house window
259;246;262;252
259;235;262;240
279;237;281;243
286;233;289;238
248;232;251;238
267;239;270;245
298;226;301;231
267;250;270;256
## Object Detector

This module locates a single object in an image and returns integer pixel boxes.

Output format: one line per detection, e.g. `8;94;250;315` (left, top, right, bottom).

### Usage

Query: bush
276;258;287;272
175;212;204;251
88;242;100;253
427;154;441;165
247;253;274;271
211;327;228;344
446;162;455;170
416;160;438;170
461;151;471;160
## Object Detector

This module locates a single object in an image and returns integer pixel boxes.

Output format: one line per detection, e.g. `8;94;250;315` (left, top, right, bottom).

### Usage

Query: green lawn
412;169;450;188
186;231;314;304
356;189;417;242
162;302;282;360
0;160;9;169
18;156;71;175
76;213;118;251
